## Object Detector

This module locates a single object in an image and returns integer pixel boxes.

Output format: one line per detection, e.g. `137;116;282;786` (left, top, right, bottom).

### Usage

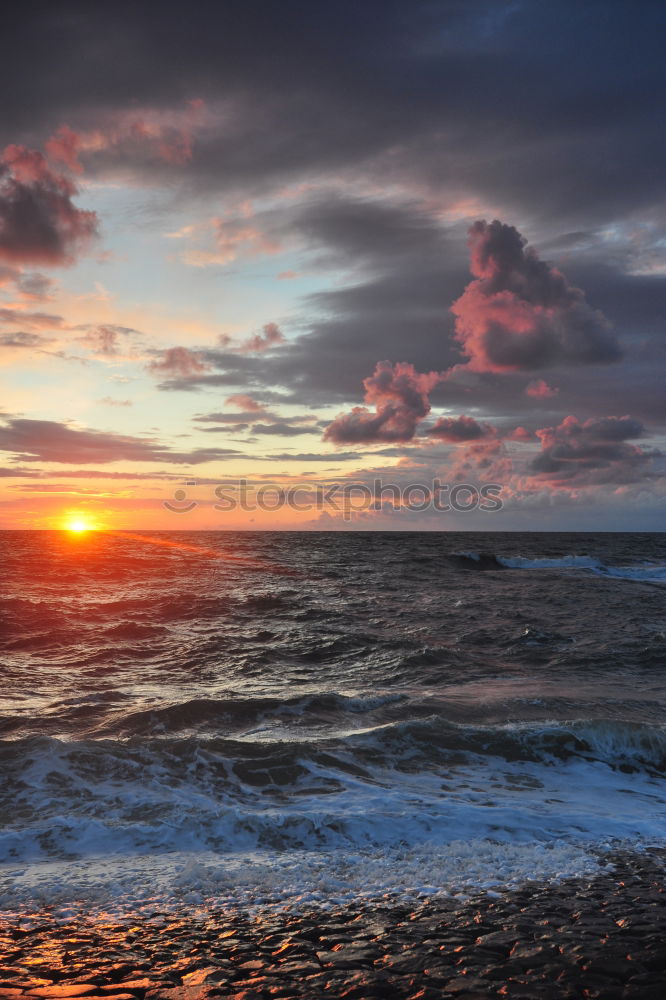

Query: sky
0;0;664;530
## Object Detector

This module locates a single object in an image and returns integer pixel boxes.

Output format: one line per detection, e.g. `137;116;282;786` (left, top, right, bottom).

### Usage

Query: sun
63;514;95;533
67;519;89;533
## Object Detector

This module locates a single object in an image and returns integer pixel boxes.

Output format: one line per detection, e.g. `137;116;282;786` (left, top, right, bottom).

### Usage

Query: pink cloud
45;100;206;172
0;144;97;266
428;414;494;442
212;218;280;263
450;220;621;372
239;322;285;353
0;306;64;329
506;426;533;442
225;394;267;413
45;125;84;174
147;346;210;377
447;437;513;482
99;397;133;407
530;415;651;485
526;378;559;398
325;360;442;444
78;325;120;356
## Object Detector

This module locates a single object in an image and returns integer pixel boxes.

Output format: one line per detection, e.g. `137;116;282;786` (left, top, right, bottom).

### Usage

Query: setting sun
67;519;89;533
63;515;95;533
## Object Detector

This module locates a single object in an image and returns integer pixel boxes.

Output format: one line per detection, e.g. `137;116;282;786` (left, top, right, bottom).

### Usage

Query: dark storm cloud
11;1;660;441
529;415;656;485
151;191;665;433
450;220;622;372
0;145;97;266
154;197;468;401
2;1;663;226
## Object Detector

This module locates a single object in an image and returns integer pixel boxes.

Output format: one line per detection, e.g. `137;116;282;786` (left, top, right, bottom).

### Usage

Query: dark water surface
1;530;665;913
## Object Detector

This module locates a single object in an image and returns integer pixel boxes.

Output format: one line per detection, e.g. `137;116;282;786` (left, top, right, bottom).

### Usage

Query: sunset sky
1;0;664;530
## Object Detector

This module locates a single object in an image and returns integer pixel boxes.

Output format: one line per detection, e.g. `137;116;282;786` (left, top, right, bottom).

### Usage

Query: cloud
239;322;285;353
526;379;559;398
264;452;361;462
506;426;533;442
45;125;84;174
77;325;121;356
0;306;64;329
194;412;258;425
16;272;56;300
99;397;132;407
0;418;241;465
0;466;192;480
451;220;622;372
446;437;512;481
2;2;664;235
324;360;441;444
529;415;653;485
0;331;51;349
45;101;206;174
427;415;493;442
251;421;315;436
225;394;267;413
141;191;665;431
0;144;97;266
148;346;210;377
179;218;280;268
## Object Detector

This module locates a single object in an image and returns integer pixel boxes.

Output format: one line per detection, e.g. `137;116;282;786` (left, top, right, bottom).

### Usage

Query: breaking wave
2;715;666;865
452;550;666;582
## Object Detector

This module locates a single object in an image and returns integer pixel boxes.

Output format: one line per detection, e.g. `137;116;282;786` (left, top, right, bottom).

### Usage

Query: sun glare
64;516;94;533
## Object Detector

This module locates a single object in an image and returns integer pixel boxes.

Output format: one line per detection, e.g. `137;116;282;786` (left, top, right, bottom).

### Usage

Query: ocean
1;530;666;921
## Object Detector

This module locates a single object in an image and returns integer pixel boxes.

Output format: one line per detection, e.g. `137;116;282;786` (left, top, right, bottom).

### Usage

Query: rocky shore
1;850;665;1000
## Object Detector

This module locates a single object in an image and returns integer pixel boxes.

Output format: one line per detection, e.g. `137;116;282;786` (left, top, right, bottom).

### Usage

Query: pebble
1;848;666;998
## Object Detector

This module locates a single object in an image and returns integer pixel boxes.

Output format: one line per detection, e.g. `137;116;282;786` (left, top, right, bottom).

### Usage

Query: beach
2;849;666;998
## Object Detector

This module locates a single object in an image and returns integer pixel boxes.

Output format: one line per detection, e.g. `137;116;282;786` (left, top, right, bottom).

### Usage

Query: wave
93;690;409;737
2;716;666;863
498;554;603;570
448;551;506;570
452;550;666;582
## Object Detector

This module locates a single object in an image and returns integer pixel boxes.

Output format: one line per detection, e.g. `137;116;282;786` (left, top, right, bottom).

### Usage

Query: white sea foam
498;555;604;570
496;553;666;582
2;732;666;869
0;840;608;920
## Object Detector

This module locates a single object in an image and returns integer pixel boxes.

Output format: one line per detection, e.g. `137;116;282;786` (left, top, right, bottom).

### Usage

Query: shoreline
1;848;665;998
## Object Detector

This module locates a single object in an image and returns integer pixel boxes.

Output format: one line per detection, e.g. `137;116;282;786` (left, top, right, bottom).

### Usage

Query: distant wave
452;550;666;582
